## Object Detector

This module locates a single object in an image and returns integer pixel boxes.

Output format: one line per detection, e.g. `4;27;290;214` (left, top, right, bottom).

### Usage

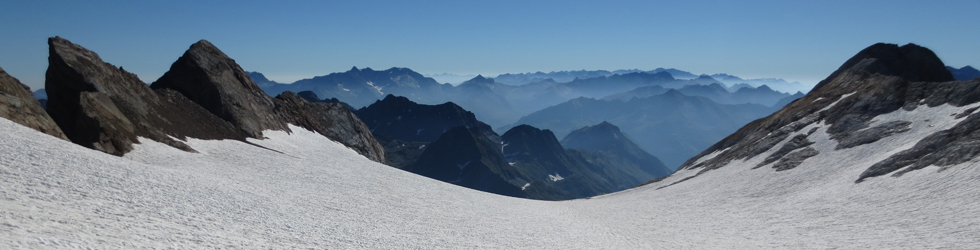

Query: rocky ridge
41;37;384;162
658;43;977;185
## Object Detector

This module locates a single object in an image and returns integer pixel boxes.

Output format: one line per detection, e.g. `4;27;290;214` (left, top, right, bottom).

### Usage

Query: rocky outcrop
151;40;289;138
44;37;385;162
0;66;67;140
45;37;247;155
274;91;385;163
653;43;978;185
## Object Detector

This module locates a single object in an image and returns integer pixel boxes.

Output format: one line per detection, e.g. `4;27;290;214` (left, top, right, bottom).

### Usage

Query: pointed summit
152;39;288;138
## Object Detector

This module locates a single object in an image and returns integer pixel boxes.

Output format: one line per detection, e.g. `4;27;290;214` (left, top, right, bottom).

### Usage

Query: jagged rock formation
150;40;385;163
657;43;978;185
45;37;247;155
561;121;671;178
43;37;384;162
151;40;289;139
0;66;66;140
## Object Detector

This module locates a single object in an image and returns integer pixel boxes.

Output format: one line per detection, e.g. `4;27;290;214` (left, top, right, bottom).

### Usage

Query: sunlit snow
2;102;980;248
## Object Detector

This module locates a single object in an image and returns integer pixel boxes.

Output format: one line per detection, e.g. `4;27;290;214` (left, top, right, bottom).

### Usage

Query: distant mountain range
355;95;668;200
947;66;980;81
502;90;788;169
254;67;804;128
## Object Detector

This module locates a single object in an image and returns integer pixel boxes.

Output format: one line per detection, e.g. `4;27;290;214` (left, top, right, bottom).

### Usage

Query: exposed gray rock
0;66;67;140
646;43;969;186
772;147;819;171
834;120;911;149
151;40;289;138
274;91;385;163
45;36;247;155
756;134;814;169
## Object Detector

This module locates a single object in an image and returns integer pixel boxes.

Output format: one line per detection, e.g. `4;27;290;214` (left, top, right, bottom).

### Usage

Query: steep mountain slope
561;122;671;178
505;90;778;168
656;43;970;187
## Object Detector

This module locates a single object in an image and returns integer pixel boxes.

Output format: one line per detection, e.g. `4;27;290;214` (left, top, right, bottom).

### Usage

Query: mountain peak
813;43;952;91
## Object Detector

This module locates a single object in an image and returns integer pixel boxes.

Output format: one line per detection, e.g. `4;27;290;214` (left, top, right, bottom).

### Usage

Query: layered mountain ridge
356;95;669;200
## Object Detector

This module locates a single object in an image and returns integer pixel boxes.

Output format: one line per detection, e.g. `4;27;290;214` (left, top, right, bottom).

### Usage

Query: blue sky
1;0;978;90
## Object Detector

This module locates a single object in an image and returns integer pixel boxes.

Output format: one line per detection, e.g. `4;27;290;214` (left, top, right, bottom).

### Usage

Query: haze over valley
2;1;980;248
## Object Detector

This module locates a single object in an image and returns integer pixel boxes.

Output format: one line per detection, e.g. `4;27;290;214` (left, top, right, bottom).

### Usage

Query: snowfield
2;104;980;249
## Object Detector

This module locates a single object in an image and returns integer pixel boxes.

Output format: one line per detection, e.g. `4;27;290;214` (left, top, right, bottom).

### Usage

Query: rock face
151;40;289;138
561;121;671;178
0;66;67;140
150;40;385;163
43;37;385;162
656;43;979;186
45;37;246;155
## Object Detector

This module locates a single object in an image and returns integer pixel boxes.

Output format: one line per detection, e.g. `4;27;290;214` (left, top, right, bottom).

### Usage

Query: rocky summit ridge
658;43;979;185
37;36;384;162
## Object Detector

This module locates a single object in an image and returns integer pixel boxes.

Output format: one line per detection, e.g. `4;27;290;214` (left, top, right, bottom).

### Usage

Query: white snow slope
2;103;980;249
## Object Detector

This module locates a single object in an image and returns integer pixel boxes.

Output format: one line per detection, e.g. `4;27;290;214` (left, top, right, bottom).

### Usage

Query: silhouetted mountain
603;83;794;107
662;43;968;187
262;67;452;109
561;122;670;178
711;73;811;94
947;65;980;81
493;70;616;85
353;95;492;167
503;89;777;169
246;71;281;88
355;94;490;142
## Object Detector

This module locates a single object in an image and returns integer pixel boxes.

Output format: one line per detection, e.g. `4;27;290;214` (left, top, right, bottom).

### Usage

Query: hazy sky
1;0;978;90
